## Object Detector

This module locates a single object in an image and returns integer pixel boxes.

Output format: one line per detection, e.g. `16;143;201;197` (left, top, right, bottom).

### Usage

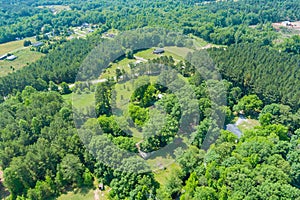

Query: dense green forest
0;0;300;199
1;0;300;44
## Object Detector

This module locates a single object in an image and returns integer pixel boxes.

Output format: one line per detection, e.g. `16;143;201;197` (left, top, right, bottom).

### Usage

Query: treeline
209;43;300;111
160;127;300;199
0;35;101;98
1;0;300;44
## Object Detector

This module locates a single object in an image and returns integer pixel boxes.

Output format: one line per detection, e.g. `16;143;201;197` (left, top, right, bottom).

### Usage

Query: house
32;42;44;47
0;54;8;60
282;21;292;26
82;23;90;28
6;55;17;61
153;48;165;54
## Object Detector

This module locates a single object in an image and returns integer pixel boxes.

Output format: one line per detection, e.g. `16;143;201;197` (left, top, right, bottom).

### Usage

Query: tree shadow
0;183;10;199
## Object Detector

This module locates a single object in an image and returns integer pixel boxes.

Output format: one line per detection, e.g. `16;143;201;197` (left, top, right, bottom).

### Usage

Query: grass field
38;5;71;14
190;35;209;49
154;163;181;185
100;58;135;79
0;37;37;55
63;92;95;111
0;49;44;77
135;48;159;60
57;188;94;200
238;119;261;133
164;46;193;60
135;46;194;61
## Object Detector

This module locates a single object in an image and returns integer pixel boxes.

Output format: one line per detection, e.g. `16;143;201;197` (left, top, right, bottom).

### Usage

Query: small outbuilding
82;23;90;28
153;48;165;54
32;42;44;47
0;54;8;60
6;55;17;61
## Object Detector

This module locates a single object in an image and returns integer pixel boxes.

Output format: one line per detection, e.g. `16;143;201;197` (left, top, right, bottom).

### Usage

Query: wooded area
0;0;299;199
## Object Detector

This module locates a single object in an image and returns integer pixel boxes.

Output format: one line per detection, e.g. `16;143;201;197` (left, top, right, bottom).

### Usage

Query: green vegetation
0;38;35;55
0;49;44;76
63;92;95;110
57;188;94;200
0;0;300;199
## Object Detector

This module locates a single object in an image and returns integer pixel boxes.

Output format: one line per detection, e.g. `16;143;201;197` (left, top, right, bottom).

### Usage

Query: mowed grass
135;48;159;60
164;46;193;60
63;92;95;111
0;37;36;55
0;49;44;77
154;163;181;185
100;58;135;79
238;119;261;133
135;47;193;61
37;5;71;13
57;188;94;200
190;35;209;49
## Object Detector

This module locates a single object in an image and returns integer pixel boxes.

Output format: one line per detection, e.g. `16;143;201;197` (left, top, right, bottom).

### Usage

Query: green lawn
154;163;181;185
190;35;209;49
57;188;94;200
238;119;261;133
164;46;194;59
0;37;37;55
0;49;44;77
100;58;135;79
63;92;95;111
135;48;159;60
134;46;193;61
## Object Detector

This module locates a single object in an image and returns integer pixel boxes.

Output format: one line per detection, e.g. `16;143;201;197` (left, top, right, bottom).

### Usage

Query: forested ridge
0;0;299;199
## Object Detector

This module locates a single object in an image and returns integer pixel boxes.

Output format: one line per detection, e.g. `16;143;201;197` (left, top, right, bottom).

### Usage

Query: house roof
0;54;8;60
153;48;165;54
6;55;17;61
32;42;44;47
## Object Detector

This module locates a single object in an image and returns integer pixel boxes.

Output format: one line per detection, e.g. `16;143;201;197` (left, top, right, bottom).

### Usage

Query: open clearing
154;162;181;185
37;5;71;14
237;119;260;133
0;49;44;77
0;37;44;76
57;188;94;200
0;37;37;55
63;92;95;111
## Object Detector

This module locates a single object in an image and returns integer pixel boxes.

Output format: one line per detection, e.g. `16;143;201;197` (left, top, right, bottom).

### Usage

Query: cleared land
0;37;37;55
154;163;181;185
37;5;71;14
237;119;261;133
63;92;95;111
57;188;94;200
0;37;44;76
0;49;44;77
